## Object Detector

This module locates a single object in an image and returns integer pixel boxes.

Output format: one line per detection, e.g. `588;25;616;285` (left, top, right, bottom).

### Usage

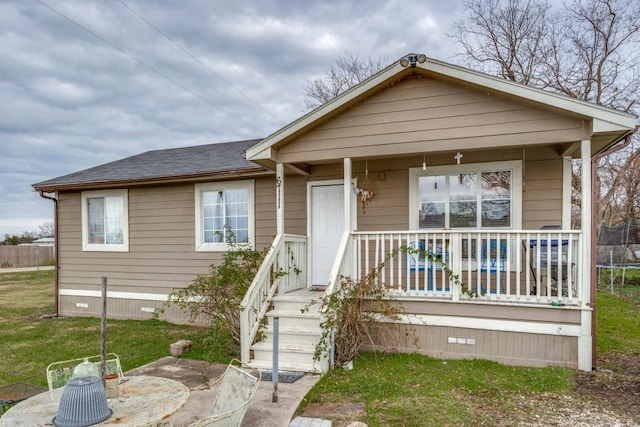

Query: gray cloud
0;0;465;236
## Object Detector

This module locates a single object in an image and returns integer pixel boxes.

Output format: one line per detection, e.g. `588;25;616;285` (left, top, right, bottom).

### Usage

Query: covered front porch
239;130;596;372
240;225;588;372
238;55;636;373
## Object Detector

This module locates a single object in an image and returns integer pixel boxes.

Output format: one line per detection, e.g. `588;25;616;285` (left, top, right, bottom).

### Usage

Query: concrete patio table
0;375;189;426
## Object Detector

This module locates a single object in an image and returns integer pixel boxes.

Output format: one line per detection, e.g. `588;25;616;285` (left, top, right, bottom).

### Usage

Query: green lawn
2;270;638;425
298;291;640;426
0;270;217;387
596;291;640;363
301;352;574;426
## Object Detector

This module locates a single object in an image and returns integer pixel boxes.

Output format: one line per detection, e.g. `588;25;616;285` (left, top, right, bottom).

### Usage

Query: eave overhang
32;167;273;193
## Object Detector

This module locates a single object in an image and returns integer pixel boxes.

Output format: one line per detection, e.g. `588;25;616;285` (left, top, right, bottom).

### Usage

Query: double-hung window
81;189;129;251
409;160;522;230
195;180;255;251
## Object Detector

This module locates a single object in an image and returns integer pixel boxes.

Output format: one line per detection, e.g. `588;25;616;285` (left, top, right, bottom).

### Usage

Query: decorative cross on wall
455;151;463;165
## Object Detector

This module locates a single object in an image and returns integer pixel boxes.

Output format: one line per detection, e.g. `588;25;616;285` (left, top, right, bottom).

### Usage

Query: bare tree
304;52;389;110
543;0;640;110
451;0;552;85
38;221;55;238
597;148;640;225
452;0;640;228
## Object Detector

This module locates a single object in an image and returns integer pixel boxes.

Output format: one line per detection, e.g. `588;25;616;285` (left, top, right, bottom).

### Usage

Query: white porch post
562;156;572;229
276;163;284;235
344;158;352;232
578;139;592;371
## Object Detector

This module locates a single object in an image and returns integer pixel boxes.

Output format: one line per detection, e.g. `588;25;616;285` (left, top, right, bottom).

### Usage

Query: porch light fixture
400;53;427;68
422;154;427;171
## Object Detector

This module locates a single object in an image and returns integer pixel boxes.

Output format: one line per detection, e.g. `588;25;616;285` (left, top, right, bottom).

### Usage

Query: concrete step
247;358;324;374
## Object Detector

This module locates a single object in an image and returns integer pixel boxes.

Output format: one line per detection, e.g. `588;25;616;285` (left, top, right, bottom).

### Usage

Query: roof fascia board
33;169;273;192
592;117;636;133
251;146;273;161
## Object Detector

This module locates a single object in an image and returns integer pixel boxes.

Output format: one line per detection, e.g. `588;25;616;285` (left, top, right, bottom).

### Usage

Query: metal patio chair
188;359;261;427
46;353;124;390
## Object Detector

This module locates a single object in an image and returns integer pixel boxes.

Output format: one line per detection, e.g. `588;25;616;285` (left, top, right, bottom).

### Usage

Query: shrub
166;240;267;346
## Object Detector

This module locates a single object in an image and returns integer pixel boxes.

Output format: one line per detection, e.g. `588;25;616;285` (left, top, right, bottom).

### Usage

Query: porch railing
325;231;355;298
239;233;307;363
332;230;583;306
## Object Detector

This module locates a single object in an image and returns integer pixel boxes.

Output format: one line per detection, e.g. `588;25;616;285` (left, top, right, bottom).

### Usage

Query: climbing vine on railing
306;245;472;368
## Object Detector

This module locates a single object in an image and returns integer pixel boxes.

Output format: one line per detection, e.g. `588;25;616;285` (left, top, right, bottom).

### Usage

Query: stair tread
266;309;321;318
272;293;323;302
247;359;322;373
251;341;317;352
263;324;322;334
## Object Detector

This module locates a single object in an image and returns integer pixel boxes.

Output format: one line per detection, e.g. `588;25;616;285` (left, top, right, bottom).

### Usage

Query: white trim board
375;313;581;337
59;289;169;302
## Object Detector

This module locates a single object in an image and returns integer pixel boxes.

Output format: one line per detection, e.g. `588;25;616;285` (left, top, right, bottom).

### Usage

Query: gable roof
246;54;637;167
33;139;267;192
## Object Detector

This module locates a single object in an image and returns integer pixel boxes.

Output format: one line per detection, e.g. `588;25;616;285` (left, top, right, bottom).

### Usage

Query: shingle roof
33;139;267;191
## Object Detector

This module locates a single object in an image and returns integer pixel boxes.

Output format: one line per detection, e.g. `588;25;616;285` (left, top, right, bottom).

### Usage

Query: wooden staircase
248;289;328;373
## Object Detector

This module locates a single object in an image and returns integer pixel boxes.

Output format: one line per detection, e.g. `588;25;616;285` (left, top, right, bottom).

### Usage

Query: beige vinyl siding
283;174;308;236
278;76;587;163
255;177;277;249
366;324;578;368
365;301;580;368
521;158;563;229
300;145;563;232
57;177;277;321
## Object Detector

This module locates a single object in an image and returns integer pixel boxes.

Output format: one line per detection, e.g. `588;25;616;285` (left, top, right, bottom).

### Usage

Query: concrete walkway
0;265;55;273
126;357;322;427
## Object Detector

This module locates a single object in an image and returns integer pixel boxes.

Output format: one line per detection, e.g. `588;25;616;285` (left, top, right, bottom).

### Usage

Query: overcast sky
0;0;466;237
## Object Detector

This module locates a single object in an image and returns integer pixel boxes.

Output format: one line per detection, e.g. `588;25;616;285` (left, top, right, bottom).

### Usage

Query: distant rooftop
33;139;267;191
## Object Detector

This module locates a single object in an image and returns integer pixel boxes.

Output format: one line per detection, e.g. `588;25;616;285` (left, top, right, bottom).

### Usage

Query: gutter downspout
38;190;59;317
590;129;637;369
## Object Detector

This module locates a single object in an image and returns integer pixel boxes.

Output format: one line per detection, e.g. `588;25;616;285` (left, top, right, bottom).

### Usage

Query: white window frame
81;189;129;252
409;160;522;230
195;180;255;252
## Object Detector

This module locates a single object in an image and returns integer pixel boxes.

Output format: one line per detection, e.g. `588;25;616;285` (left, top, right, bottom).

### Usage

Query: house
34;53;637;373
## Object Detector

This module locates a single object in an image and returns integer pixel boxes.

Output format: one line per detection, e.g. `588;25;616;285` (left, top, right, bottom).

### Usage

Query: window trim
81;189;129;252
194;180;255;252
409;160;522;230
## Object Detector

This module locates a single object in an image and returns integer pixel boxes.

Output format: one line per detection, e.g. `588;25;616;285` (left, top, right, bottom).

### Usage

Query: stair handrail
323;231;353;312
239;234;284;364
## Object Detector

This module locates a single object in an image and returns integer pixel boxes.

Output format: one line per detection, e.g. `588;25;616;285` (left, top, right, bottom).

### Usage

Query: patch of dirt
302;402;366;426
574;353;640;423
490;353;640;426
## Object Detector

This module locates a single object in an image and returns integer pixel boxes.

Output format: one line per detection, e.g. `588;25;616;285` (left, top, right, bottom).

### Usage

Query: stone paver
289;416;332;427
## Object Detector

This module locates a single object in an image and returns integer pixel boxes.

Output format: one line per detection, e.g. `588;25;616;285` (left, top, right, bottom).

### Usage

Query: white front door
310;183;348;287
